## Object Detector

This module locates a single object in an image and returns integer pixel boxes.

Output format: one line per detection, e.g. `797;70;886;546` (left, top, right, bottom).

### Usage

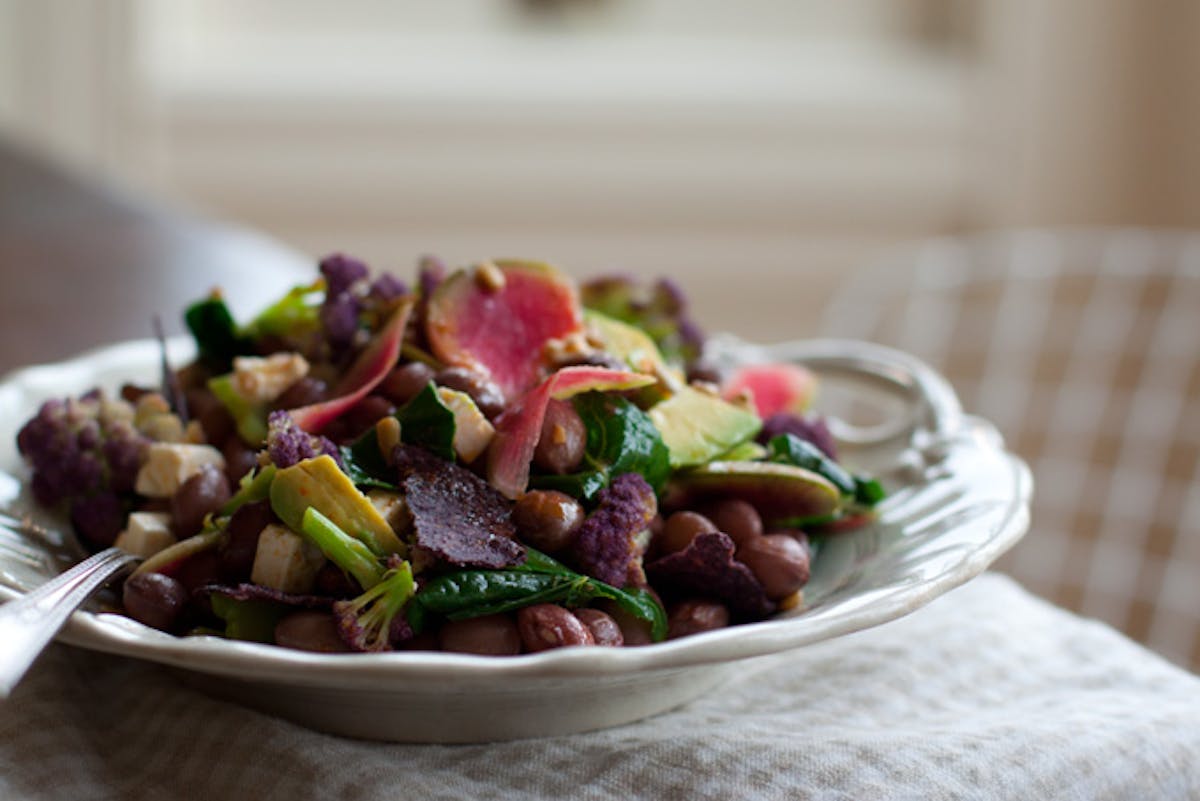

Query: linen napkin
3;573;1199;800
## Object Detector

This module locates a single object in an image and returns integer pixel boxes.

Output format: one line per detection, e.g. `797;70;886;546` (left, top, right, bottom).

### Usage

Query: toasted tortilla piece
394;445;524;569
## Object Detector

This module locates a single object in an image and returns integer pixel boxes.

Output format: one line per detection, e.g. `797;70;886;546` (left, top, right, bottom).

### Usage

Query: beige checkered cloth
2;574;1200;800
823;229;1200;670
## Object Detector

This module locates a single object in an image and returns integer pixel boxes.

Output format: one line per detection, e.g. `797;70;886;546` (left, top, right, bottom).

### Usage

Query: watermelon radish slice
487;366;657;499
291;298;415;434
425;260;583;402
723;363;817;419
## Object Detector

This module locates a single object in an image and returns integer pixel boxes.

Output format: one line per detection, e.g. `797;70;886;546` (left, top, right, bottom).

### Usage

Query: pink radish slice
425;261;583;402
723;363;817;418
487;366;657;499
291;298;415;433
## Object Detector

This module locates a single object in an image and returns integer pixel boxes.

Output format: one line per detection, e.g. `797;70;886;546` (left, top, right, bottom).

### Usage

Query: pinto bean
574;609;624;647
274;611;351;653
705;499;763;548
170;464;231;538
659;511;717;555
512;490;584;553
736;534;810;601
517;604;595;652
122;572;188;632
532;399;586;475
438;614;522;656
666;599;730;639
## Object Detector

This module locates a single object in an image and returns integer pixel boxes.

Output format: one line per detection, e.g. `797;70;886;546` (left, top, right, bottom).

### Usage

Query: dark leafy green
408;547;668;641
767;433;885;507
340;382;457;488
529;470;608;501
340;431;396;491
531;393;669;502
184;297;253;369
395;382;456;462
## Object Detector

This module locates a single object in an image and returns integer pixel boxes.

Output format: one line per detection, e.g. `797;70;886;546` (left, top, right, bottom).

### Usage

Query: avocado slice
665;461;841;523
648;386;762;469
584;309;673;376
269;455;406;556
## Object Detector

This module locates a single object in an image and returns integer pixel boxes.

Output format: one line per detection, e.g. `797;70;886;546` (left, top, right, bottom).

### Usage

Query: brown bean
274;611;351;653
706;499;763;548
667;599;730;639
574;609;624;647
170;464;232;538
599;602;655;646
435;367;505;419
659;511;717;555
122;571;188;632
736;533;810;600
186;386;235;445
218;499;274;581
221;437;260;487
378;362;436;405
517;604;595;652
397;631;441;652
532;399;586;475
512;490;584;553
273;376;328;410
342;395;396;439
173;549;223;603
438;614;522;656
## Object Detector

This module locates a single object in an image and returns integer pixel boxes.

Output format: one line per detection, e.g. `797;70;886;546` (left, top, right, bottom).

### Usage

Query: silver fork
0;517;140;698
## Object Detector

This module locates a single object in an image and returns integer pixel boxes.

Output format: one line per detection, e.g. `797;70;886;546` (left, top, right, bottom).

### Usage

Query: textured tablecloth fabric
3;573;1198;801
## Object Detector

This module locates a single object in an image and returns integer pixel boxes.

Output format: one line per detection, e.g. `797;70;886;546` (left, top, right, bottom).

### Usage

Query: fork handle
0;547;140;698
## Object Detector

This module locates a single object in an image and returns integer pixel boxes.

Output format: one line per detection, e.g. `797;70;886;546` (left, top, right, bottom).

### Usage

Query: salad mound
15;255;883;655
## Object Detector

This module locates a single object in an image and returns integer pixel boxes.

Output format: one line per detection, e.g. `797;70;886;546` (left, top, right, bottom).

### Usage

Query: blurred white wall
1;0;1198;340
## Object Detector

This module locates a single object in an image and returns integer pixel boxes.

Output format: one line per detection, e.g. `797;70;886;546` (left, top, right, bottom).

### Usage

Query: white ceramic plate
0;337;1031;742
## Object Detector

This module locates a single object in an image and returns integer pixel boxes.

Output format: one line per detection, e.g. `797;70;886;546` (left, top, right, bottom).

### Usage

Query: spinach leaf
184;297;253;369
395;382;456;462
767;433;886;508
408;547;668;641
575;393;669;492
339;382;456;489
528;470;609;502
536;392;669;503
853;477;886;506
340;431;397;491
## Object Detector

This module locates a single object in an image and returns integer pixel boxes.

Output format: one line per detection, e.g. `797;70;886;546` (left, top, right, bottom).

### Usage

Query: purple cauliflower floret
572;473;658;588
645;530;774;619
319;253;369;298
317;254;370;353
320;293;361;350
369;273;408;302
16;395;150;548
417;255;446;299
757;412;837;461
69;491;125;548
266;410;342;469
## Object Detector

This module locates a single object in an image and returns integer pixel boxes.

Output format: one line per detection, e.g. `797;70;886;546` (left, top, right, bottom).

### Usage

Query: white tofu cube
367;489;411;536
437;387;496;463
114;512;176;558
134;443;226;498
250;523;325;594
232;352;310;404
